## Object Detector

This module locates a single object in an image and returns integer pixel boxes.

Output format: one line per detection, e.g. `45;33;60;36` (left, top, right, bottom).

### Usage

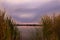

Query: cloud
0;0;60;23
11;12;36;19
0;0;52;4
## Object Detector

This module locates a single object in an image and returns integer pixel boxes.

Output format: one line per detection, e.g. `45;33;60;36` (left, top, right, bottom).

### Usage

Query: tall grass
42;15;53;40
42;14;60;40
0;10;20;40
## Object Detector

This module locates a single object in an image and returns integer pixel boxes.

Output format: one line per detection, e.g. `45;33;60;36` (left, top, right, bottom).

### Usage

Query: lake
17;26;43;40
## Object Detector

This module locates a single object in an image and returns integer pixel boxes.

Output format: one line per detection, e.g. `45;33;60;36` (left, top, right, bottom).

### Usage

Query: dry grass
42;14;60;40
0;10;20;40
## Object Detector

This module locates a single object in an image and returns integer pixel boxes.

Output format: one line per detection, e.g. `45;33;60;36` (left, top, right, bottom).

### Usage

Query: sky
0;0;60;23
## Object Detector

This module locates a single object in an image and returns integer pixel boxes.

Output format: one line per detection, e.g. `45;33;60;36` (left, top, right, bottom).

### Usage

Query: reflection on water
17;26;43;40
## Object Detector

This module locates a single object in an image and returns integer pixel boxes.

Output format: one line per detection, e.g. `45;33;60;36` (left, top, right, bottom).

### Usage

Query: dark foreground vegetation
42;14;60;40
0;10;20;40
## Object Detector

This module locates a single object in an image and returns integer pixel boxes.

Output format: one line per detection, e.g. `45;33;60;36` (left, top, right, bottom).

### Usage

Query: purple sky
0;0;60;23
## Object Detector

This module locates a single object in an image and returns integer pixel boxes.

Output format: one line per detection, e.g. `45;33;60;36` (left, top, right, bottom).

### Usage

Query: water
17;26;43;40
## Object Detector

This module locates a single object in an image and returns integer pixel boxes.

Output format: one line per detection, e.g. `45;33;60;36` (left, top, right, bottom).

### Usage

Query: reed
42;14;60;40
0;10;20;40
